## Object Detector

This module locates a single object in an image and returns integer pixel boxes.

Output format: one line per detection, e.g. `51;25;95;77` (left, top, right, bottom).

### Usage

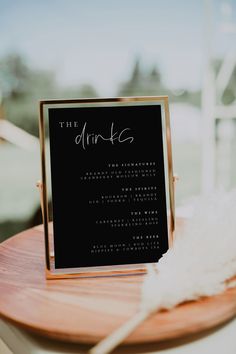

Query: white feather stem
88;309;150;354
88;264;159;354
88;239;170;353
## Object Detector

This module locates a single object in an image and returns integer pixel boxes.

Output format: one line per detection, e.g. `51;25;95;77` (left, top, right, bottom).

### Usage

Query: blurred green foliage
0;53;98;136
118;58;201;106
213;58;236;105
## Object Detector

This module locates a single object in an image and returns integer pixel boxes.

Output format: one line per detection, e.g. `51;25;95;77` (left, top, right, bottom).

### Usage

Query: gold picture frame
38;96;175;279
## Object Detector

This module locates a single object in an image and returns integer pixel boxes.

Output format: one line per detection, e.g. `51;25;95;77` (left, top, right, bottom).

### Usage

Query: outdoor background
0;0;236;241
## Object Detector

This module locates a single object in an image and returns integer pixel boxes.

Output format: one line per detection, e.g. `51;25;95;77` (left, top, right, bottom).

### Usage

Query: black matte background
48;105;168;269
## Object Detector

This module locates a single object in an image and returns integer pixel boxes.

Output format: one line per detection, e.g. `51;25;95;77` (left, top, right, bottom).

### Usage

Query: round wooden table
0;223;236;348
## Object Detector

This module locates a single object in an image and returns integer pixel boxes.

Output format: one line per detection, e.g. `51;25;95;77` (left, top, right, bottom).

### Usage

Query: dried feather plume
89;190;236;354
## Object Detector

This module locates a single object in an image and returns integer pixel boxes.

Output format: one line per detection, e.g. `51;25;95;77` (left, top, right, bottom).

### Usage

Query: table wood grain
0;222;236;345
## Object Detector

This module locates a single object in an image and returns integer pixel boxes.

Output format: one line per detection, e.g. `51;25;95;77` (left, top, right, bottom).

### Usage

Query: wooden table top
0;222;236;345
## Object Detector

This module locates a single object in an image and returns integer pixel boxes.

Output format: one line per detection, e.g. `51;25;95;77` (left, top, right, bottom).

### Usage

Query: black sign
47;102;170;270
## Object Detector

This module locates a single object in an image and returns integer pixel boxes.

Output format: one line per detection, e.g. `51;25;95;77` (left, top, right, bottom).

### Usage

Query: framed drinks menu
39;96;175;279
